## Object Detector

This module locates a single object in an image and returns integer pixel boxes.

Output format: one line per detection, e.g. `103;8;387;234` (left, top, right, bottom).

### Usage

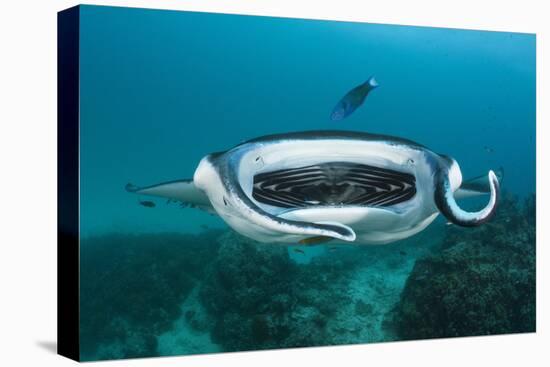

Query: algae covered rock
199;232;301;350
199;231;365;351
79;231;221;360
199;231;296;316
390;194;536;340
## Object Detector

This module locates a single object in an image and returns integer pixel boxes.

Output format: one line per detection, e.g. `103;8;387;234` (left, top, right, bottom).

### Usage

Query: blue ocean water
77;5;536;361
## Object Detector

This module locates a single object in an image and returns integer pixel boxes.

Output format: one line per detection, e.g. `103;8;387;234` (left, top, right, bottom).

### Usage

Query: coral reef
199;232;333;351
79;231;222;360
198;229;433;351
78;193;535;360
388;193;536;340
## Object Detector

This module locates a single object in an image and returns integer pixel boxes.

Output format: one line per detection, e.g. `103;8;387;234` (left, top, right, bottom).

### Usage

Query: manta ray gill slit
252;161;416;208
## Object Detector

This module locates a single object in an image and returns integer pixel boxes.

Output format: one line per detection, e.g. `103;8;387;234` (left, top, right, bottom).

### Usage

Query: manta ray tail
125;179;213;211
435;170;500;227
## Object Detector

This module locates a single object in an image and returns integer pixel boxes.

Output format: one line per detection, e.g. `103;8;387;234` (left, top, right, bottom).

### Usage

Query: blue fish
330;76;379;121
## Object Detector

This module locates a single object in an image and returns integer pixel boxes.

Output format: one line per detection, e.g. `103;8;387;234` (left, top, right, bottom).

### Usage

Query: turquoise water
76;5;536;361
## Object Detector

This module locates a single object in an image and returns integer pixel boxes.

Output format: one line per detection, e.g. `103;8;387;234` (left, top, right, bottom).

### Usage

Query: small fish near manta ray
138;200;156;208
126;130;500;245
330;76;379;121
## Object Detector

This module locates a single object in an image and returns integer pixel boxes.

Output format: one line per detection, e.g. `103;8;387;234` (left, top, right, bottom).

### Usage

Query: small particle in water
139;200;156;208
399;250;407;256
293;248;305;254
484;146;494;153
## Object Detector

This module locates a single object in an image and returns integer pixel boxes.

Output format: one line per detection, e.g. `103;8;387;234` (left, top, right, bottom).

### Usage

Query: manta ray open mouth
252;162;416;208
127;130;500;244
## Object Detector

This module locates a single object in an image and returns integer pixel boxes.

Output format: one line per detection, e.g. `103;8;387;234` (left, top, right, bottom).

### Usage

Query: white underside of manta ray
126;130;500;245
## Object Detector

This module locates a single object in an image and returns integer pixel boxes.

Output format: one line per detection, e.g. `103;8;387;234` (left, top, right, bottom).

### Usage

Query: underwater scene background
77;5;536;361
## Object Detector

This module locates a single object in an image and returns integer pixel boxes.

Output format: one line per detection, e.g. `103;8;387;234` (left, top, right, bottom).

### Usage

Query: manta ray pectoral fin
125;179;214;212
454;167;504;199
435;170;500;227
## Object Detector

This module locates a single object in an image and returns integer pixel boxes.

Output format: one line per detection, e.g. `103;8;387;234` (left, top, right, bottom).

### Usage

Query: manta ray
126;130;500;245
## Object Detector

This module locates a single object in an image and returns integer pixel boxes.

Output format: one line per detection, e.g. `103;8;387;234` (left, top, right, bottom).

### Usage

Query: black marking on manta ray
252;162;416;209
